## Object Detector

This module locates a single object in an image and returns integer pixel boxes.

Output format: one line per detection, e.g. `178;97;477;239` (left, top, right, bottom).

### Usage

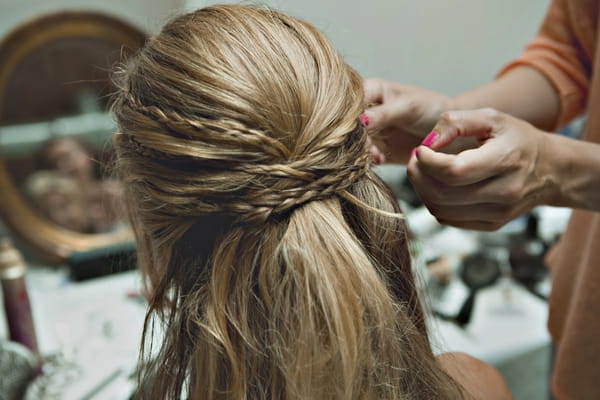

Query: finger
362;103;390;132
430;108;501;150
425;202;513;225
364;77;385;105
366;132;387;164
407;164;508;232
364;97;421;134
371;127;422;164
369;144;385;165
415;145;507;186
435;218;506;232
407;157;479;206
408;157;516;206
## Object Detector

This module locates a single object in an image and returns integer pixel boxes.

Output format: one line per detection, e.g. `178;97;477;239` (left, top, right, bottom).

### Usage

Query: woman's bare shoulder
436;352;513;400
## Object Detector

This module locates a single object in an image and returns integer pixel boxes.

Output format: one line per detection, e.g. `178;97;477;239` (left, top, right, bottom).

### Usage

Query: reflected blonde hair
112;5;464;399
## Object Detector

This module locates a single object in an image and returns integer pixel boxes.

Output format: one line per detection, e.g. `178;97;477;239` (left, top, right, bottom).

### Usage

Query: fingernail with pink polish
422;131;438;147
373;153;382;165
359;114;370;127
410;148;419;159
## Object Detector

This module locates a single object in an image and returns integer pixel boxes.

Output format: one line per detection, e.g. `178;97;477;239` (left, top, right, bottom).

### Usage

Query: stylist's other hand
363;78;453;163
407;108;556;231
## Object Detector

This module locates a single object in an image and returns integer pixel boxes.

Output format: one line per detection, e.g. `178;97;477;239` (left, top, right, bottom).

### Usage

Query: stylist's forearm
547;134;600;212
452;66;560;131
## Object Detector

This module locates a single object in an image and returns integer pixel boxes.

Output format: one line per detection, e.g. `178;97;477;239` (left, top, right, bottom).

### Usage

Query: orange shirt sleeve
498;0;592;129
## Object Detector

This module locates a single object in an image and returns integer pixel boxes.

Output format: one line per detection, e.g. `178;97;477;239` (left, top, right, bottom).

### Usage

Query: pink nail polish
373;153;382;165
410;148;419;159
359;114;370;126
422;131;438;147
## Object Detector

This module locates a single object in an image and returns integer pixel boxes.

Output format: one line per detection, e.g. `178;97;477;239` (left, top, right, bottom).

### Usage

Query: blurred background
2;0;549;92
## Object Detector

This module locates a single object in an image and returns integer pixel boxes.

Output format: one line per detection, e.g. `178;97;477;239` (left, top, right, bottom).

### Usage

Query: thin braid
126;144;371;225
122;93;291;160
225;152;371;224
117;99;372;225
115;132;180;161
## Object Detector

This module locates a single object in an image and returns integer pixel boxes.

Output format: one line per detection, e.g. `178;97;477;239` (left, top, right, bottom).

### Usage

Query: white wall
0;0;550;95
185;0;550;96
0;0;185;37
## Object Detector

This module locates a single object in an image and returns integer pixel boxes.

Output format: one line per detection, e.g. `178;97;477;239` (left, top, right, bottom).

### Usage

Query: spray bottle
0;238;39;355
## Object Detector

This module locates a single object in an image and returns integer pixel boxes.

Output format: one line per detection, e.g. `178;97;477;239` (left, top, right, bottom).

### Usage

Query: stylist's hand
363;78;453;163
407;108;556;231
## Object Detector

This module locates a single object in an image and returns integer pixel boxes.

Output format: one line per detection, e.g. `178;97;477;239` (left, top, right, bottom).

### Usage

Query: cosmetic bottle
0;238;39;355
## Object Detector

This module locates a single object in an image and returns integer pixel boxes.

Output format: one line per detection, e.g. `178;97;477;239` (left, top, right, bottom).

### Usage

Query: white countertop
1;268;145;400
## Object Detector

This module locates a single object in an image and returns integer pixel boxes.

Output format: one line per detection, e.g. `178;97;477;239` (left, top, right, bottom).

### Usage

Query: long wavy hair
112;5;464;399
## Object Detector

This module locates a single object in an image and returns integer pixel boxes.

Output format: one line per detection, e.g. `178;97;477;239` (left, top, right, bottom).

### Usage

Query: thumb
429;108;500;151
364;77;385;105
362;102;396;132
363;78;417;133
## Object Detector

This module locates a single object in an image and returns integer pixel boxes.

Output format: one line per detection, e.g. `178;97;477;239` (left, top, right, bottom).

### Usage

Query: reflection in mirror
2;112;126;234
0;11;145;265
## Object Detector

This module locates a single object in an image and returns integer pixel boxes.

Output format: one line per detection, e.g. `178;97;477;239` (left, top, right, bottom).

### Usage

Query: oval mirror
0;11;146;267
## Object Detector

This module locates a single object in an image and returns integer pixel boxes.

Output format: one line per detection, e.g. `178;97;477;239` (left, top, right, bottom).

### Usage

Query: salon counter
430;278;550;364
0;267;145;399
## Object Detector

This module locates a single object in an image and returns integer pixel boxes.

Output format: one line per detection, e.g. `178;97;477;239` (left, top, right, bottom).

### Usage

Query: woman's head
112;5;462;399
37;137;94;183
25;170;89;232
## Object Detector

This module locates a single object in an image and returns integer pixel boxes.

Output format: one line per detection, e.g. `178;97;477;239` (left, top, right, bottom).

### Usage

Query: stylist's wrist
537;132;563;207
542;132;599;210
446;95;470;115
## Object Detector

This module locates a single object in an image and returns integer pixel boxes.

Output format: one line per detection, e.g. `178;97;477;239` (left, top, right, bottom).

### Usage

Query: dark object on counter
455;252;502;326
509;214;548;299
67;241;137;281
0;238;39;355
432;251;502;327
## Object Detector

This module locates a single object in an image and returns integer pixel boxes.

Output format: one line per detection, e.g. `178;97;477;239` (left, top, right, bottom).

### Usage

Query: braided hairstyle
112;5;464;400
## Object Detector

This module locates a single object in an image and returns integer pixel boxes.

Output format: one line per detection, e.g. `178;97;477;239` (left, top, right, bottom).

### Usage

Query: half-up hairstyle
112;5;464;399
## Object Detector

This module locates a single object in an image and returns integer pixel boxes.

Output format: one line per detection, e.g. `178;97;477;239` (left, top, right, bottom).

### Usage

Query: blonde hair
112;5;464;399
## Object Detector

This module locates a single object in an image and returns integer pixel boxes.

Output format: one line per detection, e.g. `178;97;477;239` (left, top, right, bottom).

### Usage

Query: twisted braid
116;132;179;161
116;97;371;225
121;93;291;160
221;152;371;224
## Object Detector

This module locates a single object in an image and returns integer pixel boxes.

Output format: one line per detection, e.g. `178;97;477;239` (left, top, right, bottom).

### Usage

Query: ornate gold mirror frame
0;11;146;264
